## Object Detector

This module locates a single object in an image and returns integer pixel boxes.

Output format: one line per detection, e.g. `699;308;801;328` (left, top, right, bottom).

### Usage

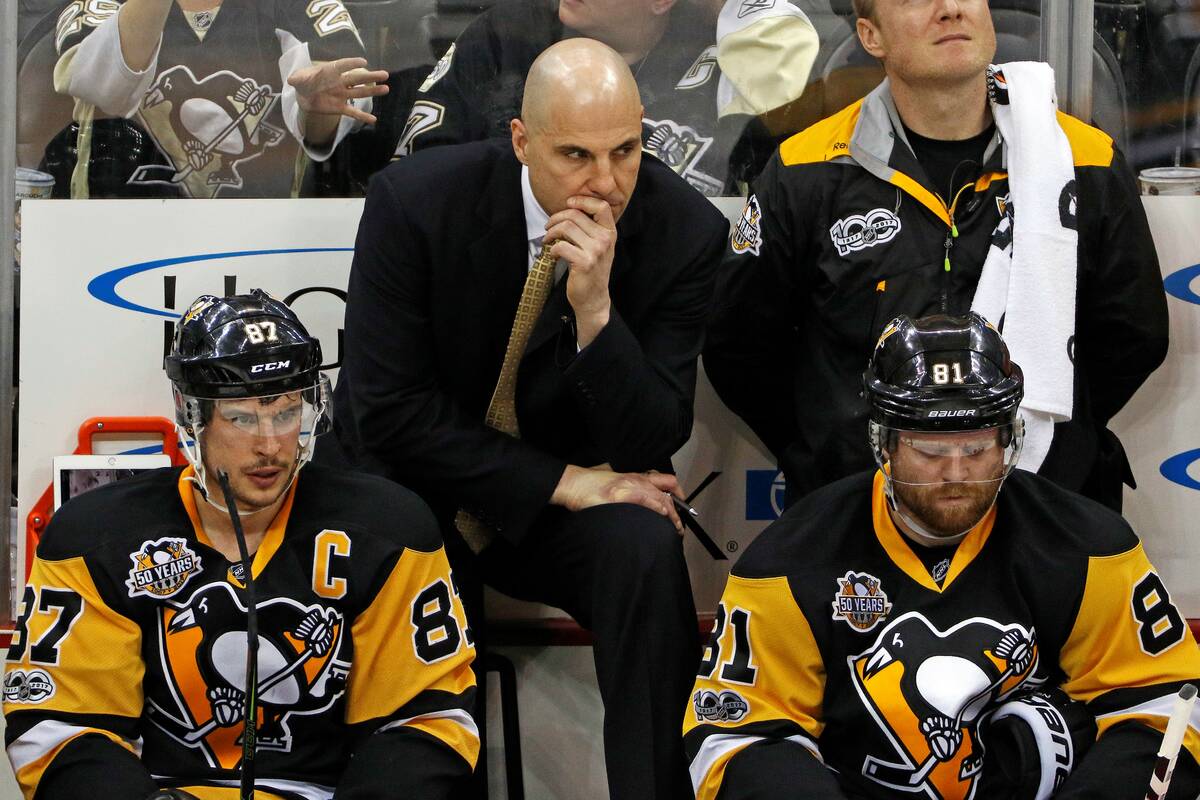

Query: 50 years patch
832;571;892;632
126;537;202;599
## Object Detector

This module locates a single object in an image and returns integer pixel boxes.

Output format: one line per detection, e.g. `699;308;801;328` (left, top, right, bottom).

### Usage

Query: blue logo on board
1163;264;1200;306
746;469;787;520
1161;449;1200;492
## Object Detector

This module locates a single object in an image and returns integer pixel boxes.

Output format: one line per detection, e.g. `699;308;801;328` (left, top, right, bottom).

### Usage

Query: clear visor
172;374;331;510
176;374;332;440
870;419;1024;489
211;394;311;437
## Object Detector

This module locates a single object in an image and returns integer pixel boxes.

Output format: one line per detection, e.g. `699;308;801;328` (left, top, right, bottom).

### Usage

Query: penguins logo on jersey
146;581;350;769
126;537;203;599
848;613;1039;799
643;119;723;195
132;65;285;199
832;571;892;632
731;194;763;256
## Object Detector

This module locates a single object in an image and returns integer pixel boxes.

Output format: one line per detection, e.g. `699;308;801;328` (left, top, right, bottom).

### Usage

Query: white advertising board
1111;197;1200;616
17;196;1200;619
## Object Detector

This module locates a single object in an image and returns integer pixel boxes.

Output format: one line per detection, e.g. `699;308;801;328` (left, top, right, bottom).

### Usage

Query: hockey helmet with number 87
165;290;331;504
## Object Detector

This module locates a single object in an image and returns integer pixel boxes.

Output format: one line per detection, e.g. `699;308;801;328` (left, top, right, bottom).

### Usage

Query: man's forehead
539;106;642;140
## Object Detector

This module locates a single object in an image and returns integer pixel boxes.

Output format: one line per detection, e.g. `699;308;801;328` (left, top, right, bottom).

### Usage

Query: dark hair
852;0;875;20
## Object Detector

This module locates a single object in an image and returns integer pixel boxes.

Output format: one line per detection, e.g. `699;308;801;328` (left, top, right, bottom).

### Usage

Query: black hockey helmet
864;312;1023;432
165;289;323;400
166;291;331;507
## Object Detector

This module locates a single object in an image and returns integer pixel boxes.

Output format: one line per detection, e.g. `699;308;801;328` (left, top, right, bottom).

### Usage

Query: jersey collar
177;465;297;580
871;470;995;593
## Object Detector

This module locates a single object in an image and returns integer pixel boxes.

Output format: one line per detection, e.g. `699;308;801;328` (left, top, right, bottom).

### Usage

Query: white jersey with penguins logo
54;0;368;198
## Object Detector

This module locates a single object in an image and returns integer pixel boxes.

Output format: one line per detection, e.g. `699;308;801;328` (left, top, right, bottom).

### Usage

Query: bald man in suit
327;39;727;799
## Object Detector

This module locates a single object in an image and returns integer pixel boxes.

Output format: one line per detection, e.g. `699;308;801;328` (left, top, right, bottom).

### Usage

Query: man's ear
857;16;886;60
511;118;529;165
650;0;677;16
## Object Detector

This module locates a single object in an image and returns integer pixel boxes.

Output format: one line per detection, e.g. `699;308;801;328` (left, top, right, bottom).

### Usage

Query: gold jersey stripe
179;789;287;800
887;171;952;226
692;735;760;800
685;574;825;794
403;713;480;768
10;725;137;800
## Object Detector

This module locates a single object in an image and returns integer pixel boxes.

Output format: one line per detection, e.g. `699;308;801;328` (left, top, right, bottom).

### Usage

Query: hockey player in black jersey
4;291;478;799
685;313;1200;799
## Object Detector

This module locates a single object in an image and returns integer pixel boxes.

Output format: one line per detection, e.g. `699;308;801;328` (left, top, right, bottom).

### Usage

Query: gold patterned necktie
456;241;559;553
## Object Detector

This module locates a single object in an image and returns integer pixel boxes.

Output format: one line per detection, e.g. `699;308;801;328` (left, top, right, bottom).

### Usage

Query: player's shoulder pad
1001;470;1137;557
733;471;873;579
778;98;863;167
294;464;444;553
36;466;184;561
1055;110;1114;168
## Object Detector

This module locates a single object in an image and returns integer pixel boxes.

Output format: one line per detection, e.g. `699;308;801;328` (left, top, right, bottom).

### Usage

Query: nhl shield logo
832;571;892;632
127;537;203;599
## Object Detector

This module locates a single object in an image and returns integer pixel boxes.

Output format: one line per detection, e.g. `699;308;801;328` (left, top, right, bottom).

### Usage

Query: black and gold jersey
685;470;1200;800
54;0;367;198
4;464;477;800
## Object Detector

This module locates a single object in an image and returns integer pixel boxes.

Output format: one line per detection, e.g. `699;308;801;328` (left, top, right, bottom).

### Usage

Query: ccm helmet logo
250;360;291;374
928;409;977;418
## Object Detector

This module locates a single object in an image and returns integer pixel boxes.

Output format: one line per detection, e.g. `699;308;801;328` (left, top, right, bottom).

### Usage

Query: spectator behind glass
391;0;820;196
49;0;388;198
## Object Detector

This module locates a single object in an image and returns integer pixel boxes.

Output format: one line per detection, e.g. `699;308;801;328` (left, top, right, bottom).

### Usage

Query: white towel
971;62;1078;473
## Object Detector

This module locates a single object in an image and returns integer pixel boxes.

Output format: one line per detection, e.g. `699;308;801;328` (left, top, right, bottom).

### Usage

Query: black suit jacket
331;138;727;544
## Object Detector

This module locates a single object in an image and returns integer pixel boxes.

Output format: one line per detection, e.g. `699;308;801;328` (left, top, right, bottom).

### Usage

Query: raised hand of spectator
287;57;389;126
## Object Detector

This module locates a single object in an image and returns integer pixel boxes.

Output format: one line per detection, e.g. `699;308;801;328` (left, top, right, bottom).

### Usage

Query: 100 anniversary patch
126;537;202;599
